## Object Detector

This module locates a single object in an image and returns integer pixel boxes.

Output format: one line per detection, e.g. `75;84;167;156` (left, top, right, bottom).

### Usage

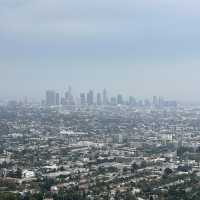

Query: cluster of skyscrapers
80;89;109;106
46;86;75;106
45;86;177;107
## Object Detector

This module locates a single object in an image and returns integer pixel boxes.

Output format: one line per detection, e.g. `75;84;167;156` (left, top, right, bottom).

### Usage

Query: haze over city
1;0;200;101
3;1;200;200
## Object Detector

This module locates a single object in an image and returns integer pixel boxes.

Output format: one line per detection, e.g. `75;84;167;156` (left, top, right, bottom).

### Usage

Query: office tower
56;92;60;105
64;90;70;105
46;90;56;106
87;90;94;105
158;96;164;108
70;95;75;105
110;97;117;105
103;89;108;105
65;85;75;105
65;91;69;100
153;96;158;107
87;93;90;105
61;97;66;105
68;85;72;95
132;97;137;106
97;93;102;105
117;94;123;105
129;96;133;106
80;93;86;105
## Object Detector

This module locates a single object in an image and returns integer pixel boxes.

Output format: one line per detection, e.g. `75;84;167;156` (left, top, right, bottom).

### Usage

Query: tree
16;168;22;179
0;192;20;200
163;168;173;178
140;160;147;168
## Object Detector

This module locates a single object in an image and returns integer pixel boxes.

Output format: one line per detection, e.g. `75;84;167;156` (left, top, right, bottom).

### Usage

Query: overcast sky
1;0;200;101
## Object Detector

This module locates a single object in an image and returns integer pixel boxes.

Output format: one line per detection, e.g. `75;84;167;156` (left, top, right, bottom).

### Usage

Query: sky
1;0;200;101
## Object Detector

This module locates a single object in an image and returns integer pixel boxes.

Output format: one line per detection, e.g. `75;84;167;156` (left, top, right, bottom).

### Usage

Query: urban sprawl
1;88;200;200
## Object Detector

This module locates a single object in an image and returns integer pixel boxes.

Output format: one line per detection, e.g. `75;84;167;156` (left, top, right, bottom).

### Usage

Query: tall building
87;90;94;105
117;94;123;105
56;92;60;105
103;89;108;105
46;90;56;106
158;96;164;108
61;97;66;105
80;93;86;105
64;86;75;105
68;85;72;95
153;96;158;107
97;93;102;105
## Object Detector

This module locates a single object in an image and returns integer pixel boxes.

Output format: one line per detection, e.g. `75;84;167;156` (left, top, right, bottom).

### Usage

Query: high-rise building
64;86;75;105
103;89;108;105
158;96;164;108
87;90;94;105
56;92;60;105
97;93;102;105
117;94;123;105
80;93;86;105
61;97;66;105
153;96;158;107
68;85;72;95
46;90;56;106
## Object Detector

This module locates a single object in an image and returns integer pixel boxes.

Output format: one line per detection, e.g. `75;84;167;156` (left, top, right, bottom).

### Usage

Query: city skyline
0;83;196;104
1;1;200;199
44;87;177;108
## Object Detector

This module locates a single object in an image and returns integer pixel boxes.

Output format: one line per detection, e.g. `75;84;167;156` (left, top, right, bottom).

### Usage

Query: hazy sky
1;0;200;101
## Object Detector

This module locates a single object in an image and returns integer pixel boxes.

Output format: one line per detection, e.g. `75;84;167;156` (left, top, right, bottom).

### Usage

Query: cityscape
44;86;177;108
1;0;200;200
1;89;200;199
